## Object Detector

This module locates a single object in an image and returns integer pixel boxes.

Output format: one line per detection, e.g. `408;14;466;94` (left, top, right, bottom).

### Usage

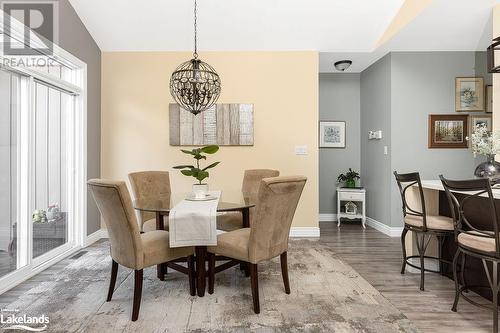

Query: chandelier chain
193;0;198;59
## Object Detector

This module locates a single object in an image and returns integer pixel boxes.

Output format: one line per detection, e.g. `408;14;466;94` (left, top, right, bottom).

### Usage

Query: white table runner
169;191;221;248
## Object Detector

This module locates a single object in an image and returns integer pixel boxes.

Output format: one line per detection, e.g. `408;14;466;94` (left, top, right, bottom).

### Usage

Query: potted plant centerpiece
337;168;360;188
173;145;220;199
467;124;500;179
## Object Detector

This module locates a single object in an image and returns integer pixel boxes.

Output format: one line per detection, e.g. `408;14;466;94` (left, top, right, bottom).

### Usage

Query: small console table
337;187;366;228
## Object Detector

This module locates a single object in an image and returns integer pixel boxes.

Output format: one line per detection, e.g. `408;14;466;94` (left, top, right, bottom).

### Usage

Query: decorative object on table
334;60;352;71
319;121;345;148
32;209;47;223
169;103;253;146
467;123;500;179
428;114;469;149
486;85;493;113
337;187;366;228
173;145;220;198
169;0;221;116
337;168;360;188
455;77;484;112
344;201;358;215
46;203;61;222
470;114;492;133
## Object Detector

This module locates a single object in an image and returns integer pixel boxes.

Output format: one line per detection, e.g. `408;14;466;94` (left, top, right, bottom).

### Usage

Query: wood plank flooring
320;222;493;333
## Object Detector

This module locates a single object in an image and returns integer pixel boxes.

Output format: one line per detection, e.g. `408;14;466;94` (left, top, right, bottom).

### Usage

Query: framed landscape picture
455;77;484;112
319;121;345;148
428;114;468;149
470;114;492;132
486;85;493;113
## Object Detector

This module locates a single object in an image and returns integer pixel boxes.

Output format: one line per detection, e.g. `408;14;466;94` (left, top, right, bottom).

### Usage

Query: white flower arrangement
466;124;500;157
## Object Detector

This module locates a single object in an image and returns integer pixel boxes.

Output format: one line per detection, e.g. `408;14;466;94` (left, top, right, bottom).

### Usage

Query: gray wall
319;73;360;214
58;0;101;235
360;51;491;228
360;54;392;225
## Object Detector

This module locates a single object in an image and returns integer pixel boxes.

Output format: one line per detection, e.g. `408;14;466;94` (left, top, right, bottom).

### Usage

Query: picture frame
486;85;493;113
470;114;492;132
319;121;345;148
428;114;468;149
455;77;484;112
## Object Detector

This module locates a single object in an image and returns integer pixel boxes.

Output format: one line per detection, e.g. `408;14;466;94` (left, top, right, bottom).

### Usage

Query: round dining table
133;193;254;297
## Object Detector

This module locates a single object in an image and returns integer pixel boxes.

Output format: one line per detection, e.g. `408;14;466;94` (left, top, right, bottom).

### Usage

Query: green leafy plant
173;145;221;184
337;168;360;188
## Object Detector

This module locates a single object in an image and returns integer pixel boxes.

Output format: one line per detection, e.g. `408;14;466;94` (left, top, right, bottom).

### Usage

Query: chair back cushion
242;169;280;224
128;171;171;227
249;176;306;263
88;179;143;269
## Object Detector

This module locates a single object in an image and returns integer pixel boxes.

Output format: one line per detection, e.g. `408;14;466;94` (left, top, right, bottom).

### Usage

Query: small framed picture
319;121;345;148
470;114;492;132
455;77;484;112
428;114;469;149
486;85;493;113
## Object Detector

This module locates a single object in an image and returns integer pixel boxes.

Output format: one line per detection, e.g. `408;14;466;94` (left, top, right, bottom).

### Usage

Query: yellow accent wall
101;51;319;229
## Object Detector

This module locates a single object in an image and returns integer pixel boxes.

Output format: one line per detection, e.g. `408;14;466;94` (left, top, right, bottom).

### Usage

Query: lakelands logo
0;309;49;332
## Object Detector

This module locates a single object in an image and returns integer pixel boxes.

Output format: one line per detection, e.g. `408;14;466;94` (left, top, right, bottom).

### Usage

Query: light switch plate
295;145;308;155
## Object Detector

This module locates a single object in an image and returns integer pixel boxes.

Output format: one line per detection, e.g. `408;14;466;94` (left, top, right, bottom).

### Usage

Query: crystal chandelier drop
170;0;221;115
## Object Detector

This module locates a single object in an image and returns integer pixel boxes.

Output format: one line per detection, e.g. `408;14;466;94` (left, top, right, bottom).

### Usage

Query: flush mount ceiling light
170;0;221;115
334;60;352;72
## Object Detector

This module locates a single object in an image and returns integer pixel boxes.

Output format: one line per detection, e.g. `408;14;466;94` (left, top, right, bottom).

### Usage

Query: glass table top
133;191;255;213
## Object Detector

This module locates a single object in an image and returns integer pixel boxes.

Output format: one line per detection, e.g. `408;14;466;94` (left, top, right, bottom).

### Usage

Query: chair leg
400;228;409;274
460;252;468;293
132;269;143;321
187;255;196;296
106;260;118;302
250;263;260;314
451;249;461;312
280;252;290;294
417;233;431;291
208;253;215;294
493;261;499;333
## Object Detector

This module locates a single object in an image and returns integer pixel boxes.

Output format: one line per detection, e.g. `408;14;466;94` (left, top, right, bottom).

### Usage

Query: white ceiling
69;0;499;72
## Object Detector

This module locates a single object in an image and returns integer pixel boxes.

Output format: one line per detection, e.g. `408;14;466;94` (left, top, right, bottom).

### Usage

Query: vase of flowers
173;145;220;198
467;124;500;179
337;168;360;188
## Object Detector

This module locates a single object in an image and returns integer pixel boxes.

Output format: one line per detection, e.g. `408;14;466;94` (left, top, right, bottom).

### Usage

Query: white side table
337;187;366;228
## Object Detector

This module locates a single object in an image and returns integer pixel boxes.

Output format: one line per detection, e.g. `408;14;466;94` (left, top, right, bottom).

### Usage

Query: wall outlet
295;145;308;155
384;146;388;155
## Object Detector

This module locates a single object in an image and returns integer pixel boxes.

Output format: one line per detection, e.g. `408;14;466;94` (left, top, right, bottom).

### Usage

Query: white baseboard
319;213;337;222
87;227;320;243
85;229;109;246
289;227;320;238
365;217;403;237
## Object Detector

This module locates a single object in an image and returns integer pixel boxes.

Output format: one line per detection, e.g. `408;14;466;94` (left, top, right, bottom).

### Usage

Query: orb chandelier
170;0;221;116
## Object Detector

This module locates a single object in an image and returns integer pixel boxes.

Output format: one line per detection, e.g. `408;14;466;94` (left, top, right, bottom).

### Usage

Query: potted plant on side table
337;168;360;188
173;145;221;199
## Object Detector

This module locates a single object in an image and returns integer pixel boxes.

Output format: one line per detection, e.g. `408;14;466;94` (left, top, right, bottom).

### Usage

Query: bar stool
394;171;454;291
440;175;500;333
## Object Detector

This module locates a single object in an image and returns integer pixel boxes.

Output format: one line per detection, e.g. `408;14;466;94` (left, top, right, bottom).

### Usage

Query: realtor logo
1;1;58;55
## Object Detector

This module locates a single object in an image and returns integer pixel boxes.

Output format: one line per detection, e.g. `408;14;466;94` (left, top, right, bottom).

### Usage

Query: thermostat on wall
368;130;382;140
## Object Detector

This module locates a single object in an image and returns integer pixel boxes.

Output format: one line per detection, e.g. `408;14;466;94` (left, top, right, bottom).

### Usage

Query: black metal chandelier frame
169;0;221;115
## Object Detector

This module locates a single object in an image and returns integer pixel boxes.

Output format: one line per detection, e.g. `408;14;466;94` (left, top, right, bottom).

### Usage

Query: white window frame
0;9;87;294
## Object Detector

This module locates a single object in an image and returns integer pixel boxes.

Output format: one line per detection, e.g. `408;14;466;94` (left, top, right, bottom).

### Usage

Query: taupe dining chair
88;179;195;321
207;176;307;313
394;171;454;291
217;169;280;232
128;171;171;232
440;175;500;333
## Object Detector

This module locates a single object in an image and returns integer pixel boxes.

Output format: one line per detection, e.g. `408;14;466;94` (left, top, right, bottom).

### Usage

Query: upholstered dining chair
394;171;454;291
217;169;280;232
207;176;307;314
128;171;171;232
87;179;195;321
440;176;500;333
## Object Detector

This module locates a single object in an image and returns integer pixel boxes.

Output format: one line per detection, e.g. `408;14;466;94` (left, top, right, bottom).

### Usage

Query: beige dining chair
87;179;195;321
128;171;171;232
207;176;307;314
217;169;280;232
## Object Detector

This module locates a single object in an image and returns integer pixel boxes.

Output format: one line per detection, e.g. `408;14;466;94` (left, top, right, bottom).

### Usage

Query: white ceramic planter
192;183;209;199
